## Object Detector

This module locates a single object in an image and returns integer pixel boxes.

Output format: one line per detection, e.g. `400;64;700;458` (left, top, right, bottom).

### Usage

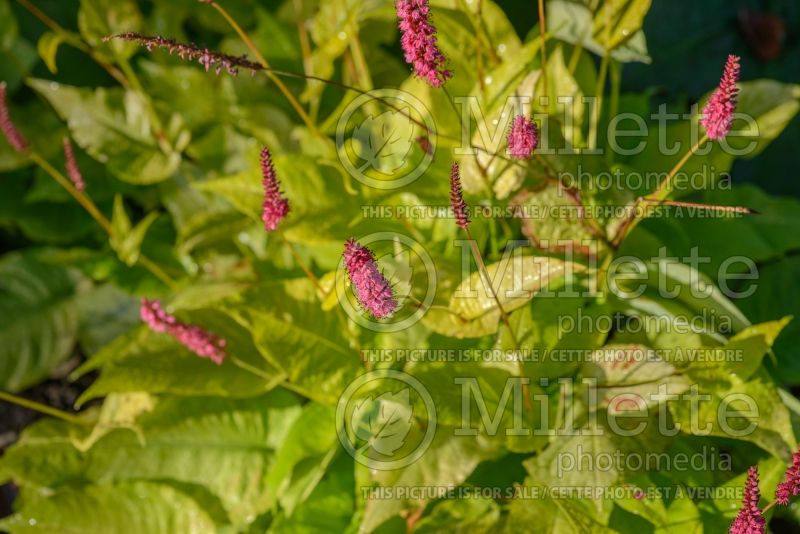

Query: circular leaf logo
336;89;436;190
337;369;437;470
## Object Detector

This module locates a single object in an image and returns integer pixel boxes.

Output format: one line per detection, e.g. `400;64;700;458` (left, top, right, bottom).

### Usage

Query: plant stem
611;134;708;247
588;52;609;151
464;228;532;415
15;0;128;87
280;234;323;293
29;151;177;289
463;228;519;347
207;1;320;137
0;391;90;427
537;0;548;100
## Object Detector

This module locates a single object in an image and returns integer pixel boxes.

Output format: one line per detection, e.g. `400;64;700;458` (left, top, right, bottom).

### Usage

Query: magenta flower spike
776;449;800;505
260;147;290;232
62;138;86;192
449;162;470;229
140;299;226;365
507;115;539;159
343;239;398;319
729;466;765;534
396;0;451;88
0;82;29;153
701;54;741;140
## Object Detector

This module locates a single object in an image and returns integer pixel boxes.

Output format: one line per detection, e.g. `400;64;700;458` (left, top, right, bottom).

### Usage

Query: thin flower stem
611;134;709;247
464;229;534;415
15;0;128;87
0;390;91;427
588;52;609;150
207;1;320;137
652;134;709;200
29;151;178;289
464;228;519;349
537;0;548;99
280;233;323;293
29;152;111;234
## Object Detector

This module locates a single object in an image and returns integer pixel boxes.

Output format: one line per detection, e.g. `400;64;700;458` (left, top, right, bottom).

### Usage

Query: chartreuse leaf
547;0;650;63
592;0;652;51
414;496;500;533
668;368;795;459
722;317;792;380
77;0;142;60
0;251;91;392
264;402;337;514
583;344;689;413
37;32;65;74
356;431;499;532
234;280;362;405
431;254;585;338
0;391;303;526
506;479;616;533
28;79;184;185
0;481;216;533
110;195;158;266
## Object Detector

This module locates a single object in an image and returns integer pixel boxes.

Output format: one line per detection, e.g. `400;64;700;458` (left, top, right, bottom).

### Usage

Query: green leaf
723;317;792;380
583;344;690;412
547;0;650;63
77;0;142;61
264;402;337;514
235;280;362;405
0;251;91;392
0;481;216;533
1;391;303;526
592;0;652;51
414;496;500;533
110;195;159;266
441;255;585;337
36;32;65;74
668;369;795;458
28;79;183;185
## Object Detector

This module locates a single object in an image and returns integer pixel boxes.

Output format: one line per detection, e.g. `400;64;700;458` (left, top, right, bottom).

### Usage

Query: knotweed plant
0;2;798;534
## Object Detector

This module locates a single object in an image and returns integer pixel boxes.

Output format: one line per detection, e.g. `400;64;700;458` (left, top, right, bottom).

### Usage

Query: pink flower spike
729;466;765;534
507;115;539;160
776;448;800;505
343;239;398;319
62;138;86;192
260;147;290;232
449;161;470;229
140;298;226;365
0;82;29;153
396;0;451;88
701;54;741;140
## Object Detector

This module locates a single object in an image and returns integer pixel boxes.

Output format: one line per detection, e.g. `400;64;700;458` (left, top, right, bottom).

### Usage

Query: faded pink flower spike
260;147;290;231
0;82;29;153
396;0;451;88
140;298;226;364
105;33;261;76
62;138;85;192
449;161;470;229
507;115;539;159
701;54;741;140
343;239;398;319
730;466;765;534
776;449;800;505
